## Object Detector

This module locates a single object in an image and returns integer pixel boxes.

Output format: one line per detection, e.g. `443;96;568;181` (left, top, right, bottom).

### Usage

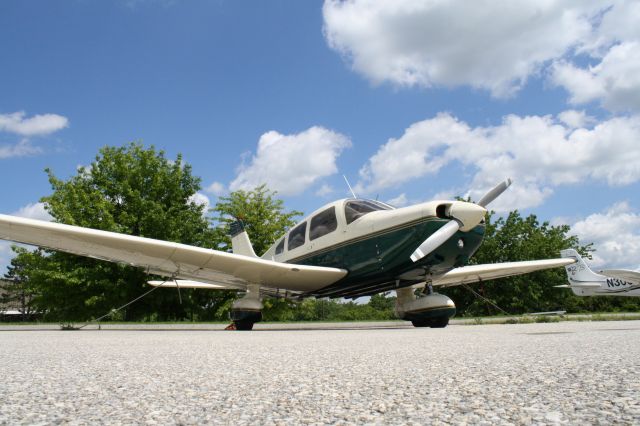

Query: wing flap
0;214;347;292
432;258;576;287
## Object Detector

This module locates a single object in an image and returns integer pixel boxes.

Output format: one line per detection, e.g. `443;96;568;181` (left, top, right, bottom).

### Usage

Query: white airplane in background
558;249;640;296
0;179;574;330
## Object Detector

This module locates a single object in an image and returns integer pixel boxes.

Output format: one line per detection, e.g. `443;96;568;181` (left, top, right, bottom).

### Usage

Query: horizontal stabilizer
554;283;601;288
600;269;640;284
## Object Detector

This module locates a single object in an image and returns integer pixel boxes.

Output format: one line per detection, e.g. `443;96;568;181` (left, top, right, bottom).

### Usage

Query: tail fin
229;220;257;258
560;249;605;291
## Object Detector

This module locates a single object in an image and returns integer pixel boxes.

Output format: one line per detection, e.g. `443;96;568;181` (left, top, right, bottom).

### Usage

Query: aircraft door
308;206;343;268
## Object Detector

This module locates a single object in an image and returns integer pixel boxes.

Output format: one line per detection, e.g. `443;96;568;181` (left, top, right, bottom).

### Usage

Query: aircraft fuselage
261;199;485;298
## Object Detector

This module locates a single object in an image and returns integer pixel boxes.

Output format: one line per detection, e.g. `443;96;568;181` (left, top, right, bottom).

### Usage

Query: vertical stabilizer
560;249;606;293
229;220;257;258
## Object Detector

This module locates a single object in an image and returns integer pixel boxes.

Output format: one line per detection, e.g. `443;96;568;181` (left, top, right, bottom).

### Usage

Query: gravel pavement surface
1;321;639;425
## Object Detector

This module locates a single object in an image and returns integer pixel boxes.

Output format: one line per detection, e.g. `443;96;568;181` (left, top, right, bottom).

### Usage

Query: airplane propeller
410;178;512;263
476;178;512;208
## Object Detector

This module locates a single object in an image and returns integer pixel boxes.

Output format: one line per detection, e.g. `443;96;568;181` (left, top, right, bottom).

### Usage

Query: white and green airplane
0;179;574;330
558;249;640;296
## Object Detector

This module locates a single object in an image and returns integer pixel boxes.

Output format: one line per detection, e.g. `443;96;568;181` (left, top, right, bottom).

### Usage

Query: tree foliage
210;184;302;256
259;295;397;322
210;184;302;320
28;142;220;321
1;246;41;321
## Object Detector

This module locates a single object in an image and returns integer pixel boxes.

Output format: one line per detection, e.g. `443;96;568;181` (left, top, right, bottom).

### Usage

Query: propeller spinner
410;178;512;263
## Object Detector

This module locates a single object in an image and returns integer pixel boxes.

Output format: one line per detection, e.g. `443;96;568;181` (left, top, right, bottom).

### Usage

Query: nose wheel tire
411;316;449;328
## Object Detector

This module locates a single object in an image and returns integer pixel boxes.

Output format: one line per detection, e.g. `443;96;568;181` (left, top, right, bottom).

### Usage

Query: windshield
344;199;393;224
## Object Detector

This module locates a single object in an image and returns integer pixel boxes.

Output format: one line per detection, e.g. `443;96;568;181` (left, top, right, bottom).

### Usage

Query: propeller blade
477;178;512;207
410;220;460;262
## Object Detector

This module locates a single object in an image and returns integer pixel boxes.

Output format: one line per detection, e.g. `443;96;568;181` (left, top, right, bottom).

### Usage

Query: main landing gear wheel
229;308;262;331
411;316;449;328
429;316;449;328
234;320;255;331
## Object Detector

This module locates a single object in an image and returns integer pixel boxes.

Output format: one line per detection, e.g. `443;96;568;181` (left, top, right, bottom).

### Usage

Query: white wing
432;258;576;287
0;214;347;292
600;269;640;284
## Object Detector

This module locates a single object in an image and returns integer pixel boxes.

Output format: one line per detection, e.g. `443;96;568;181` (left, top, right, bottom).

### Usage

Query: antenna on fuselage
343;175;358;199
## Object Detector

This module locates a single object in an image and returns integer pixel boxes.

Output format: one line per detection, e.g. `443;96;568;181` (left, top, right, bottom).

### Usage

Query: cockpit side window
275;238;285;255
345;200;392;224
287;222;307;251
310;207;338;241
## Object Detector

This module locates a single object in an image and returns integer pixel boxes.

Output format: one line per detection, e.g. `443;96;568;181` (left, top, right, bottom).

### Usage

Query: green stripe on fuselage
291;218;485;296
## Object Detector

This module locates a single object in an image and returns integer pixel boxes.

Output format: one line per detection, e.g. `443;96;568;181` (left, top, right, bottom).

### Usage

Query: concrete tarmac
1;321;639;425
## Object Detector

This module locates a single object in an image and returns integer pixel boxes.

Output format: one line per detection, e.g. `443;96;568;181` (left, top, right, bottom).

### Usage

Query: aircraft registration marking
606;277;634;288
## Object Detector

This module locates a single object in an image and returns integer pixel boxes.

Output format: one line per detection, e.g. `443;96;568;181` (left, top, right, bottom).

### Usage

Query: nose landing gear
395;286;456;328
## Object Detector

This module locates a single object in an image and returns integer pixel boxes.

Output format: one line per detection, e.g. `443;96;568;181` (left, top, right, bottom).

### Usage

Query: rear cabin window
345;200;392;224
310;207;338;240
275;238;285;255
287;222;307;251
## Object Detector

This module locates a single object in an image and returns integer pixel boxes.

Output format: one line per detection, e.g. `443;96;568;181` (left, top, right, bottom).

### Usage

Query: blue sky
1;0;639;271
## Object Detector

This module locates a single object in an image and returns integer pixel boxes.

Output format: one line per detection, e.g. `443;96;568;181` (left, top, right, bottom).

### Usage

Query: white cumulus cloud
0;202;53;272
567;202;640;270
188;192;210;212
356;112;640;211
0;111;69;136
557;110;595;129
324;1;640;111
315;184;334;197
11;202;52;221
552;41;640;112
323;0;602;98
0;111;69;159
548;0;640;111
0;139;42;159
204;181;226;196
386;193;408;207
230;126;351;196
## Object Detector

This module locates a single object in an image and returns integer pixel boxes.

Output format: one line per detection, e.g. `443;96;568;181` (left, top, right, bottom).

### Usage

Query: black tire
234;320;254;331
411;316;449;328
429;316;449;328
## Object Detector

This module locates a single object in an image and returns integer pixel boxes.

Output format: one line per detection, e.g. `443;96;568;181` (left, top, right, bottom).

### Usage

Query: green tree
369;293;395;311
1;246;41;321
210;184;302;255
30;142;220;321
210;184;302;320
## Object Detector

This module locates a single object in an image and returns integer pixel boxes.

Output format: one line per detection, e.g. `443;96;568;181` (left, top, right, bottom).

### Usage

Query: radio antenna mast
343;175;357;199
